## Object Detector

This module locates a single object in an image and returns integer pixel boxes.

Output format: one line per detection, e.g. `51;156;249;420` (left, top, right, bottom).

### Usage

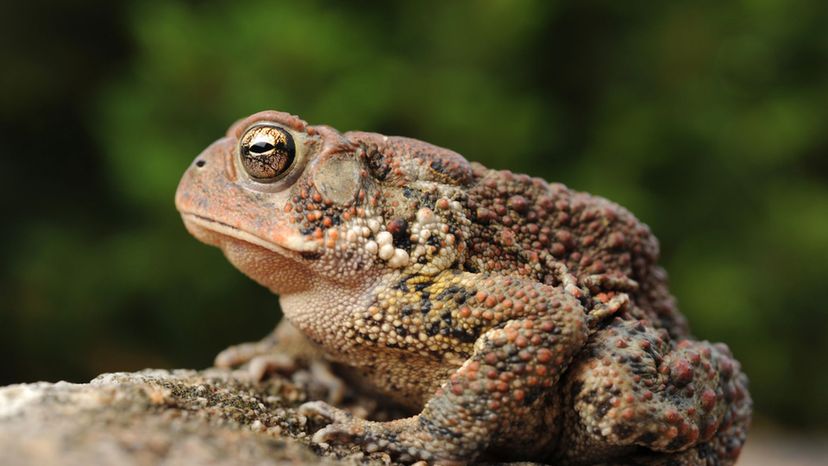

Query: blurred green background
1;0;826;435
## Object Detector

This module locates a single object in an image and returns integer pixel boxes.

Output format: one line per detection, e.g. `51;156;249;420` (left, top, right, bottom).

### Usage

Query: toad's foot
300;401;458;464
214;321;300;381
215;320;345;404
215;341;298;381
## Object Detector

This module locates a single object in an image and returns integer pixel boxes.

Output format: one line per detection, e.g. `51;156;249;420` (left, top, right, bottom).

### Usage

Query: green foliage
3;0;827;429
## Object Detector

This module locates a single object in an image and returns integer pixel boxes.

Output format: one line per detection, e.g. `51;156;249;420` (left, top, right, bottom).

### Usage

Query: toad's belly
327;347;459;410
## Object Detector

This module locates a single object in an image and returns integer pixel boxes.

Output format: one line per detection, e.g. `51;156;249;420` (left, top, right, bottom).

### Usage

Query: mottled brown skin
175;111;751;465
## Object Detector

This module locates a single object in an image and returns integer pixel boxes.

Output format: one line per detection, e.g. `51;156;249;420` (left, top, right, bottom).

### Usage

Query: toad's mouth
180;213;313;257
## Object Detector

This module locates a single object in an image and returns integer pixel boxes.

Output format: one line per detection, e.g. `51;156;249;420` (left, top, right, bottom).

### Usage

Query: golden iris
239;124;296;181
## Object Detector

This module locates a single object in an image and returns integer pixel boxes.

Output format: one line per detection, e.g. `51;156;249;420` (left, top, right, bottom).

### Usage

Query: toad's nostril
195;159;206;168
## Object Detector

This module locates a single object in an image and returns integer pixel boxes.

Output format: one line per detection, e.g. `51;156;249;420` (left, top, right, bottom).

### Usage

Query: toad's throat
180;213;315;256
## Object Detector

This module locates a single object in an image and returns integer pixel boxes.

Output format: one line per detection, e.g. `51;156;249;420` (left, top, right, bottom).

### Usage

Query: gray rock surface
0;368;385;466
6;368;805;465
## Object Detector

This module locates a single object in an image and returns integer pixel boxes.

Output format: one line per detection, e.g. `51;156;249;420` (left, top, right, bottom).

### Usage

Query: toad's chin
179;213;315;295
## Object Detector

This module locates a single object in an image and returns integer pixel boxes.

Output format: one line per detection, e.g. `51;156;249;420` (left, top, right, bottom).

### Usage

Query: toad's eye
239;124;296;182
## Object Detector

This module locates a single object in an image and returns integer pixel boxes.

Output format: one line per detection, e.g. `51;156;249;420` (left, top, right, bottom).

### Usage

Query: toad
175;111;750;465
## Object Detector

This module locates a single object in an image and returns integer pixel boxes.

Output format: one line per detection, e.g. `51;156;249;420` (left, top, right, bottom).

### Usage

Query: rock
0;368;383;466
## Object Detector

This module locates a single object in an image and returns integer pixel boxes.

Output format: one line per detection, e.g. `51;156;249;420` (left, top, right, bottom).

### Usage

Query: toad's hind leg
558;318;751;466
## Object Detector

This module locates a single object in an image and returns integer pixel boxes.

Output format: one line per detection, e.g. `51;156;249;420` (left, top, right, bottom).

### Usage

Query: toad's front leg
215;319;347;404
302;276;594;463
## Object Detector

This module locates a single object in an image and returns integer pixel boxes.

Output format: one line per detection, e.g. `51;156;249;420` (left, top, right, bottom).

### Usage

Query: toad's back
462;165;687;337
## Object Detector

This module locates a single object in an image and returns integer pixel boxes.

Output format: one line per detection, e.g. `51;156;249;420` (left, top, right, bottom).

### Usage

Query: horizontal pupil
249;141;275;154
